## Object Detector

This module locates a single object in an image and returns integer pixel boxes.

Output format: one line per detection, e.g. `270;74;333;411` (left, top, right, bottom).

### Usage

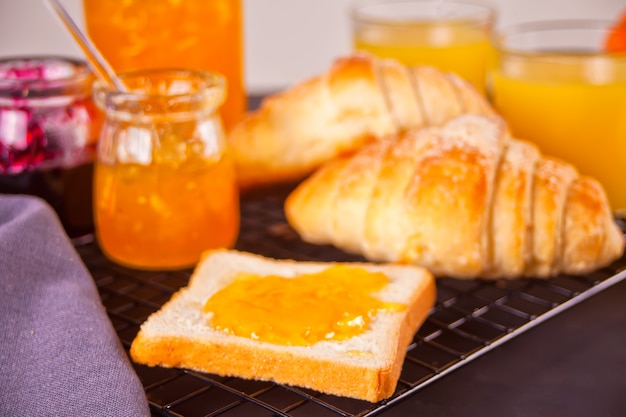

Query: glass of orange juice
489;20;626;211
82;0;245;131
350;0;495;94
92;69;240;270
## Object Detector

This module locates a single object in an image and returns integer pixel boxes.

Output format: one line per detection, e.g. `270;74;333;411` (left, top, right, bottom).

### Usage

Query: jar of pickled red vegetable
93;69;240;270
0;56;102;238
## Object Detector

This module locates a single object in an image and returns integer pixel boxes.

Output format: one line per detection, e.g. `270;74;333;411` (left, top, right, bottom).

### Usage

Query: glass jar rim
93;68;226;121
493;19;624;57
94;68;225;102
350;0;495;26
0;55;93;97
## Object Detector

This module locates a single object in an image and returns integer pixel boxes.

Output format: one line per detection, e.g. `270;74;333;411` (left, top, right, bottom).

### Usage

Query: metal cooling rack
76;188;626;417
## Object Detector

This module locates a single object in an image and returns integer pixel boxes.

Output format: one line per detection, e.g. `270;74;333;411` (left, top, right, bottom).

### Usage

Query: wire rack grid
76;190;626;417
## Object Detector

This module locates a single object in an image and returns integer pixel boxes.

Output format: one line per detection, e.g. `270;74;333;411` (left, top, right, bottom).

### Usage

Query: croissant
228;53;496;189
284;115;625;279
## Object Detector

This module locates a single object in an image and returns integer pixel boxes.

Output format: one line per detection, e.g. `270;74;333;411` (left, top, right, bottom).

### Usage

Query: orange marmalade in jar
93;69;239;270
83;0;245;131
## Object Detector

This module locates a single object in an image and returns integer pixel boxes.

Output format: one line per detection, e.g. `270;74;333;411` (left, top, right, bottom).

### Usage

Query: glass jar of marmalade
93;69;240;270
0;56;102;238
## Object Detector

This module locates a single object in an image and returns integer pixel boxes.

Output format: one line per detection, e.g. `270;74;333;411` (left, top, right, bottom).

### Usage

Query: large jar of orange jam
83;0;245;131
93;69;239;270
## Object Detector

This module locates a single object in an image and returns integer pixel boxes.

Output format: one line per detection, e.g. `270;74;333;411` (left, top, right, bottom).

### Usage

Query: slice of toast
130;249;436;402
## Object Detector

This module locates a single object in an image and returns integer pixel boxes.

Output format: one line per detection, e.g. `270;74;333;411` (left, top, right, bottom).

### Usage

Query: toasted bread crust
130;251;436;402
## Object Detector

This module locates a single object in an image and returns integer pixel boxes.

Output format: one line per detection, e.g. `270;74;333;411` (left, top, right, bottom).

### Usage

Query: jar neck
93;69;226;122
0;56;93;102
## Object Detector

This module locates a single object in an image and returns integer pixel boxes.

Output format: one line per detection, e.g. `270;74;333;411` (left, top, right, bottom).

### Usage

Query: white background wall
0;0;624;94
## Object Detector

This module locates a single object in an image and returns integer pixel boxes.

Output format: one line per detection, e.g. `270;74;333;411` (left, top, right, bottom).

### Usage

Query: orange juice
490;21;626;211
354;27;492;93
351;1;494;94
93;69;239;270
83;0;245;131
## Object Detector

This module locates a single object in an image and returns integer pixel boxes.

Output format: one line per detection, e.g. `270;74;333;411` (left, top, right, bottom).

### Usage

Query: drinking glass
83;0;245;131
351;0;495;94
489;20;626;211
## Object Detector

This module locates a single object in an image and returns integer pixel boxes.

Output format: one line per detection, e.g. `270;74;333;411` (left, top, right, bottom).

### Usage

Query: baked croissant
228;53;496;189
284;115;625;279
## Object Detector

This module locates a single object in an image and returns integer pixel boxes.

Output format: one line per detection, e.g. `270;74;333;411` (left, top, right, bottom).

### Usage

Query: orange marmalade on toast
204;265;406;346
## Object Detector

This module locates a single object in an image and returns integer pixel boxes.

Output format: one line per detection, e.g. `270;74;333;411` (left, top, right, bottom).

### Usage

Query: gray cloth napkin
0;195;150;417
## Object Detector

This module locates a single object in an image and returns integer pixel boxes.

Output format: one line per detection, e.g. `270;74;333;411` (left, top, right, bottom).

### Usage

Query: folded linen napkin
0;195;150;417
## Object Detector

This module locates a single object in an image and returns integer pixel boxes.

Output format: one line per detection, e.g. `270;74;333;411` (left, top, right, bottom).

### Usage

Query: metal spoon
44;0;128;92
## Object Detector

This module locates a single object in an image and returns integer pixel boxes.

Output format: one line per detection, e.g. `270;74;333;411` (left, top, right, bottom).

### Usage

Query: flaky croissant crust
228;53;496;189
285;115;625;279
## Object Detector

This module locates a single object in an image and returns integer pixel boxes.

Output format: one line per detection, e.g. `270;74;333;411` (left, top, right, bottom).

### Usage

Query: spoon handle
45;0;127;92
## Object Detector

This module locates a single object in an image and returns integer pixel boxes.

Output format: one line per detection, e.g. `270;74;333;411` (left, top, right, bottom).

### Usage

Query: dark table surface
387;278;626;417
